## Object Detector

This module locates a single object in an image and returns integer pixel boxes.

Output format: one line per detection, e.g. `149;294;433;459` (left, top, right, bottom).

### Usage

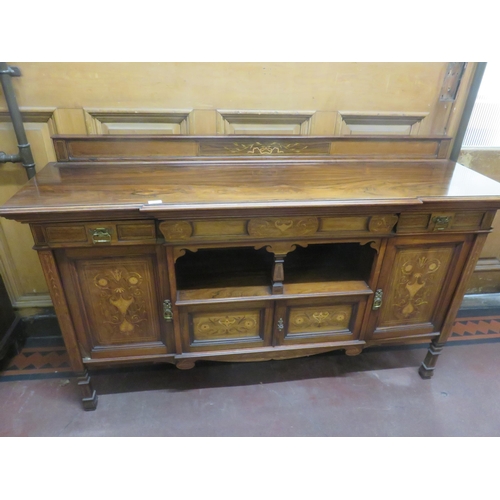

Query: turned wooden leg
418;340;445;379
77;370;98;411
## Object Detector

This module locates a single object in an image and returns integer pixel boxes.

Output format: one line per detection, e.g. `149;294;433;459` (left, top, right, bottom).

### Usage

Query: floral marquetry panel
180;301;274;351
77;257;161;346
378;245;456;328
192;311;261;341
287;304;352;335
275;297;366;345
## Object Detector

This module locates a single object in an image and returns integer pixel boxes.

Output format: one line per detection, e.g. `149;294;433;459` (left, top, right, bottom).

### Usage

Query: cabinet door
178;301;274;352
58;245;173;359
274;296;367;345
366;235;472;340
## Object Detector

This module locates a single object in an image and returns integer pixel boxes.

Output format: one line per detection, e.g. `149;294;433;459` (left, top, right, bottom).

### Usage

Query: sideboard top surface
2;160;500;220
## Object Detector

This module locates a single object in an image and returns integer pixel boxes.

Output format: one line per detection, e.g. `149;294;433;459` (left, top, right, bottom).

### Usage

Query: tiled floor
2;340;500;436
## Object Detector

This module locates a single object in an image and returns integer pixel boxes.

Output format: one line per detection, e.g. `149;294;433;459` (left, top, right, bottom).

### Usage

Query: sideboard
2;135;500;410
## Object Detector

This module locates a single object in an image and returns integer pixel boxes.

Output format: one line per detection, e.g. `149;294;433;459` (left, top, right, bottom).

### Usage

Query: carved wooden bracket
359;239;382;253
173;246;199;262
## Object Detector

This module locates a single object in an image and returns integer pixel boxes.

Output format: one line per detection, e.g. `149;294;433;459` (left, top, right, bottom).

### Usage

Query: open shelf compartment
175;242;376;305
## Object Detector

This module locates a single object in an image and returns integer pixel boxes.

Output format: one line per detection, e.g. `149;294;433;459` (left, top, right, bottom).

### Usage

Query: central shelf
176;281;373;306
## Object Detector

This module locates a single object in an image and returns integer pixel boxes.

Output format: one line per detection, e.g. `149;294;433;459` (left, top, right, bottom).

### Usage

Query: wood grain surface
2;160;500;220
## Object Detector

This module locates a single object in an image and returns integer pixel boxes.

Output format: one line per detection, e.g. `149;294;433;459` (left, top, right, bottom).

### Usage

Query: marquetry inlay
224;142;310;155
287;305;352;334
93;268;147;335
369;215;399;233
159;221;193;241
192;311;260;341
380;247;454;326
78;259;160;345
248;217;318;238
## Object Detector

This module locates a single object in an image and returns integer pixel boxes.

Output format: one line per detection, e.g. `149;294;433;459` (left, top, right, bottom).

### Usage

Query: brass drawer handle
432;216;452;231
90;228;112;244
163;300;173;322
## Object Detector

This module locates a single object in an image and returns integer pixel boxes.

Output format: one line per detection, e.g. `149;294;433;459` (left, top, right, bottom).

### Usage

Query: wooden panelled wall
458;149;500;294
0;62;478;310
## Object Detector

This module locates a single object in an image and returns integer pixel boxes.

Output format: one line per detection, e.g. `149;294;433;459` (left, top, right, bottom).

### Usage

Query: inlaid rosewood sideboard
2;135;500;410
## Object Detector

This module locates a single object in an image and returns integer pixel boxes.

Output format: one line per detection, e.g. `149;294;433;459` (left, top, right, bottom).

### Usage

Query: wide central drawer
159;214;399;243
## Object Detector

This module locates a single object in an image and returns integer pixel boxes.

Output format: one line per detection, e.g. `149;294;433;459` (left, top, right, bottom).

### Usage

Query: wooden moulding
173;340;366;364
52;135;453;162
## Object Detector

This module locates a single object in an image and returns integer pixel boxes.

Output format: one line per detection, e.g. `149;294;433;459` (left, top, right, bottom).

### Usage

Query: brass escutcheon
163;300;173;321
372;289;383;310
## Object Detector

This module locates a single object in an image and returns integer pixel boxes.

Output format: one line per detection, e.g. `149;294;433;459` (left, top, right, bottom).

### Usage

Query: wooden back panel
53;135;452;162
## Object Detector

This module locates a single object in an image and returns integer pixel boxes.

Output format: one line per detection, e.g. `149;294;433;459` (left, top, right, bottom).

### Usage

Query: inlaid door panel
57;245;173;359
366;235;472;340
178;300;274;352
274;296;367;345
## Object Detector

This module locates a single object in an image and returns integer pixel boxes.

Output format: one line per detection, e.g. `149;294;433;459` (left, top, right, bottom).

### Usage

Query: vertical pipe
0;62;36;179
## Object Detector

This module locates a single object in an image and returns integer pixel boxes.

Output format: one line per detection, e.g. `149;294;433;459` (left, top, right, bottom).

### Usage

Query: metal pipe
0;62;36;179
450;62;487;162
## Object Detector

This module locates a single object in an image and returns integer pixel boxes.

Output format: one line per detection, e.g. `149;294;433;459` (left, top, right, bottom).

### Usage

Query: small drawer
178;301;274;352
397;211;488;233
274;295;368;345
34;220;156;247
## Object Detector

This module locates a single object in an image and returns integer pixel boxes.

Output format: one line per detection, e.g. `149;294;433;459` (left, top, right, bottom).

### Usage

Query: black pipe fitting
0;62;36;180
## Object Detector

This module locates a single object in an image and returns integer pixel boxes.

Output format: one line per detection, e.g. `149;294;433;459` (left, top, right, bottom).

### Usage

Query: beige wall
0;62;477;309
459;149;500;293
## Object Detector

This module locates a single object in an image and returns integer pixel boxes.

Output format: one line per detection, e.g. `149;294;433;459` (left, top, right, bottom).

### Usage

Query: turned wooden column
418;339;445;379
419;233;488;380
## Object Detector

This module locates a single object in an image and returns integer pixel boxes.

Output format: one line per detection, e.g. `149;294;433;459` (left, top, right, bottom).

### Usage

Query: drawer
159;214;399;243
32;220;157;247
274;295;368;345
178;301;274;352
397;211;491;233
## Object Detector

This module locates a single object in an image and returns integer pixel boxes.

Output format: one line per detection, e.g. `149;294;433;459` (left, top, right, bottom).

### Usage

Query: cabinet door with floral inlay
366;235;473;340
178;300;274;352
57;245;174;359
274;296;367;346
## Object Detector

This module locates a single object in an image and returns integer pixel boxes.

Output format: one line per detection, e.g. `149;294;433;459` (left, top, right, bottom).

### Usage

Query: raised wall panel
466;258;500;294
216;110;315;135
335;111;429;136
84;109;192;135
0;111;57;307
